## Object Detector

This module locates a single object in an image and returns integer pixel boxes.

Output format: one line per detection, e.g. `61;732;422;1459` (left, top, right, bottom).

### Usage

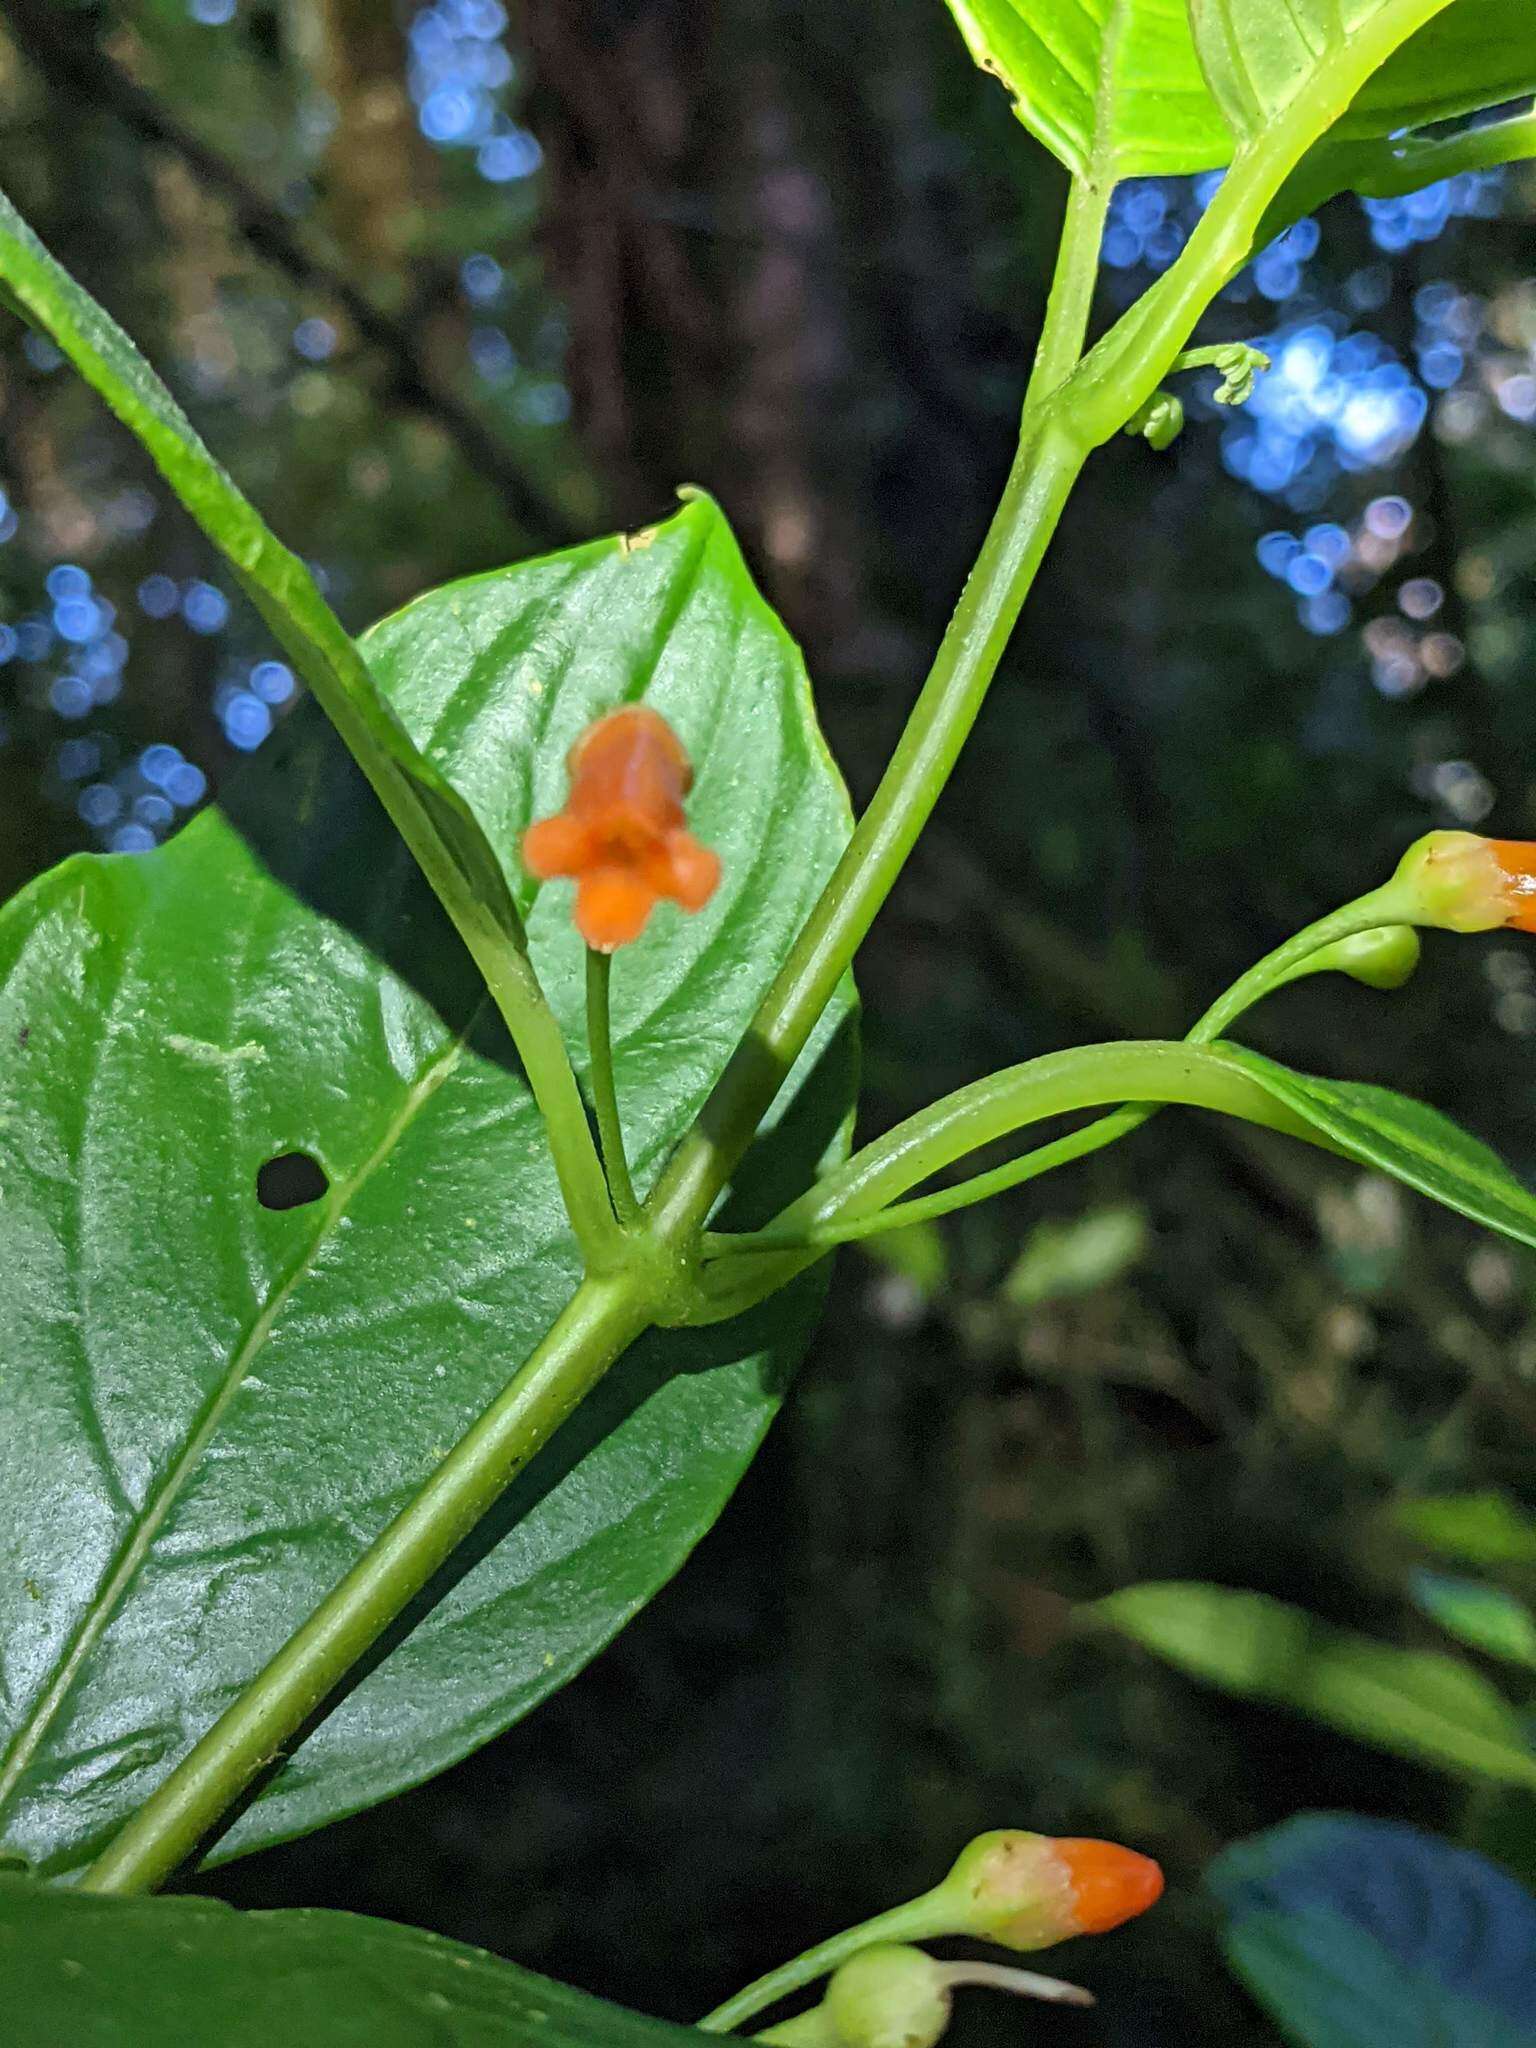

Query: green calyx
820;1949;950;2048
1385;830;1511;934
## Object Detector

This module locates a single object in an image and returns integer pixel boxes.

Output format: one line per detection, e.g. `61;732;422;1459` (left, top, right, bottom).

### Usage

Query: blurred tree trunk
284;0;437;276
519;0;915;676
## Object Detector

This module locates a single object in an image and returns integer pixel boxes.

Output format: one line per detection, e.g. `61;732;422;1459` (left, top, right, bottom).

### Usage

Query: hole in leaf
257;1151;329;1211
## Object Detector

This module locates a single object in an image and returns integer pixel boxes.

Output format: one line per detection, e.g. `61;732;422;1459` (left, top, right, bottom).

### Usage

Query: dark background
2;5;1535;2043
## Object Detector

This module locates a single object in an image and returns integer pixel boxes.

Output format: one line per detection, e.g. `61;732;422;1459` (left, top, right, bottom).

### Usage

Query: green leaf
1409;1572;1536;1671
1344;1;1536;141
1096;1582;1536;1786
1210;1044;1536;1255
1187;0;1457;145
1210;1813;1536;2048
939;0;1233;181
1259;5;1536;244
1393;1493;1536;1570
0;496;856;1876
0;1873;711;2048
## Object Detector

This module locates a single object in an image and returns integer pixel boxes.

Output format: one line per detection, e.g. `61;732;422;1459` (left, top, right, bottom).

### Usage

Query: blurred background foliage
2;3;1536;2043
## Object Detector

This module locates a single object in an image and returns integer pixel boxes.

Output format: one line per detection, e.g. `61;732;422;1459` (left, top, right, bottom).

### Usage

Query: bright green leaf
1210;1814;1536;2048
0;1873;711;2048
0;497;856;1877
1097;1582;1536;1786
1187;0;1456;145
940;0;1233;181
1409;1572;1536;1671
1210;1044;1536;1255
1393;1493;1536;1570
1344;1;1536;140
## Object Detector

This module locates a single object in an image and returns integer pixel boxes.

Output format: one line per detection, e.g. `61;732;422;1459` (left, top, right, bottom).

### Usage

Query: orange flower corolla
1050;1837;1166;1936
1490;840;1536;932
521;704;721;952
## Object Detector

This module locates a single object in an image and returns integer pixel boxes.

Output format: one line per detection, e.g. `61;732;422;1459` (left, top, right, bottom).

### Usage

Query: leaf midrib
0;1019;473;1832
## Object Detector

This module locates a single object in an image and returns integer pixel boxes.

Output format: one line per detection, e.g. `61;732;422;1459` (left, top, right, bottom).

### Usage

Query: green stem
783;1103;1152;1249
586;948;640;1224
1184;885;1405;1042
1064;0;1459;452
649;421;1087;1243
1022;175;1110;413
735;1040;1325;1254
658;9;1451;1251
711;889;1403;1258
79;1275;651;1896
650;166;1109;1248
449;897;616;1260
0;184;615;1265
700;1898;951;2033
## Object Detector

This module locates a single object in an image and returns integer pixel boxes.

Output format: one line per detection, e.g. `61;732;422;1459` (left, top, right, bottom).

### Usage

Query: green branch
80;1276;652;1895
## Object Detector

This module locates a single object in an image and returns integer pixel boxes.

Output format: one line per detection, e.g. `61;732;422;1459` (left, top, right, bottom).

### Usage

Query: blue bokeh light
182;581;231;634
222;691;273;750
249;659;295;705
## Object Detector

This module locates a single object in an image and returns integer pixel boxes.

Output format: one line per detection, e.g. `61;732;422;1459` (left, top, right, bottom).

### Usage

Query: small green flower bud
1124;392;1184;451
1313;924;1421;990
823;1948;951;2048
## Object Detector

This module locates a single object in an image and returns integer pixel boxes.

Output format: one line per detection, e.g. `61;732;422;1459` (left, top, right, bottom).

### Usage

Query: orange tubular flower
521;704;721;952
939;1829;1164;1948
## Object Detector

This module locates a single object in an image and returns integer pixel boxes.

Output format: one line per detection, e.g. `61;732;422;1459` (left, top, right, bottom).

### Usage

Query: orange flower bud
936;1829;1163;1949
522;704;721;952
1051;1837;1166;1935
1387;831;1536;935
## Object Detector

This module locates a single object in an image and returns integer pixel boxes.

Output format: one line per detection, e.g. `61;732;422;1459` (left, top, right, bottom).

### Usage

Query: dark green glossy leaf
1096;1582;1536;1785
0;1873;710;2048
1408;1572;1536;1671
1211;1044;1536;1254
1209;1813;1536;2048
940;0;1231;180
0;496;855;1876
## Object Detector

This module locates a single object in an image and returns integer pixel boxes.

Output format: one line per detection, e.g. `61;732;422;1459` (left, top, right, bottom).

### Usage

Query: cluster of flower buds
757;1944;1096;2048
743;1831;1163;2048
